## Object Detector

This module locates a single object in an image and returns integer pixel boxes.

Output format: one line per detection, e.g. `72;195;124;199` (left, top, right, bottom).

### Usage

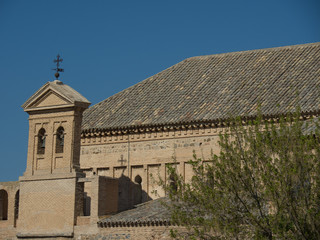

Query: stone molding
98;220;174;228
81;112;319;145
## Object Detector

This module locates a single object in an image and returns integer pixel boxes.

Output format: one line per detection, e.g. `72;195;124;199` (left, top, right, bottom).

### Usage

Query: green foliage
162;111;320;239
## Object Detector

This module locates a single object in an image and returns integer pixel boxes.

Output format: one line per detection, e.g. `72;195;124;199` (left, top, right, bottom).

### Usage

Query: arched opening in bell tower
0;189;8;221
37;128;46;154
14;190;20;227
55;126;65;153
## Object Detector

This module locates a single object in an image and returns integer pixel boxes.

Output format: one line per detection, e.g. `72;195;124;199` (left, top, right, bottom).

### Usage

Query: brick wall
80;127;223;202
98;177;118;216
75;226;187;240
0;181;19;239
17;177;78;237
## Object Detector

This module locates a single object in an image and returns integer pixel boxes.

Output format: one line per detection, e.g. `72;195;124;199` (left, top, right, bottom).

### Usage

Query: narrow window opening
83;192;91;216
14;190;19;227
37;128;46;154
0;190;8;221
56;127;64;153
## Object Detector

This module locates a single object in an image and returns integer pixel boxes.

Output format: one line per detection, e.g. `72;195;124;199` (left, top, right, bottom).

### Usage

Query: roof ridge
186;42;320;61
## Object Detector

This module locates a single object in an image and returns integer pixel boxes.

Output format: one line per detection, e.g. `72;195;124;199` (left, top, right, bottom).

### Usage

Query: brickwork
98;177;118;216
80;129;222;202
0;226;17;240
15;80;90;238
74;226;186;240
75;181;85;220
17;177;78;237
24;109;84;176
0;181;19;237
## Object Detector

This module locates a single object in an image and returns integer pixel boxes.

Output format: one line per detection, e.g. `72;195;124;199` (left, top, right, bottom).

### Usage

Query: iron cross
53;54;64;79
118;154;127;166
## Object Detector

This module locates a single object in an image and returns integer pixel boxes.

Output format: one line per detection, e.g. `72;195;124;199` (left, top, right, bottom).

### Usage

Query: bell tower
17;79;90;238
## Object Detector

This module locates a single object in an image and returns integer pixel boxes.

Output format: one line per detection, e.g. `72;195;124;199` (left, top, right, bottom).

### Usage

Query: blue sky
0;0;319;181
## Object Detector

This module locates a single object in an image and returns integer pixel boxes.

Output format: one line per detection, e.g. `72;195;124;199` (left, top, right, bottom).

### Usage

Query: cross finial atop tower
53;54;64;79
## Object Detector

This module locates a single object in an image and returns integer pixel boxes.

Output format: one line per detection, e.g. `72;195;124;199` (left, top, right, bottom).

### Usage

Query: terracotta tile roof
98;198;171;227
82;42;320;131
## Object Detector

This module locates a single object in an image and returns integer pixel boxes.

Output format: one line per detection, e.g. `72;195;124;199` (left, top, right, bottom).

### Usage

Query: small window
14;190;19;227
37;128;46;154
56;127;64;153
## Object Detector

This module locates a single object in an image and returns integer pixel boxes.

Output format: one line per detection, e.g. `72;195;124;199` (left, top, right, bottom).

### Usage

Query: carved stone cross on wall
118;154;127;166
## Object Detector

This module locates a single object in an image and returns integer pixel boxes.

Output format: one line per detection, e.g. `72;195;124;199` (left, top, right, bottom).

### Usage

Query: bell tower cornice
22;80;90;113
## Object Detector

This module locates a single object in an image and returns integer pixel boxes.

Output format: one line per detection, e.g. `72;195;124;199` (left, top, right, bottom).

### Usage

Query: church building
0;42;319;239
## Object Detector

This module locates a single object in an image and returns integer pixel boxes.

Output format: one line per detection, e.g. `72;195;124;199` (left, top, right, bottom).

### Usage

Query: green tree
163;112;320;239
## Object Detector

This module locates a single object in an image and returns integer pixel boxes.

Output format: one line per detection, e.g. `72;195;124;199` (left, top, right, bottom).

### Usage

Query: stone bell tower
17;79;90;238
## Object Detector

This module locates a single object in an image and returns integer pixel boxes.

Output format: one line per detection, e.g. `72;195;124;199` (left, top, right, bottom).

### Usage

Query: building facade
0;42;319;239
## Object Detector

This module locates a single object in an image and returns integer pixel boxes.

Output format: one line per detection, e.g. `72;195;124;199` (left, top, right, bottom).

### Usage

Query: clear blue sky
0;0;319;182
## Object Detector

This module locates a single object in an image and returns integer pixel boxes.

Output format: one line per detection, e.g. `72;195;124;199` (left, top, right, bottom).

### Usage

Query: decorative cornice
98;219;173;228
81;111;319;138
82;120;223;138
